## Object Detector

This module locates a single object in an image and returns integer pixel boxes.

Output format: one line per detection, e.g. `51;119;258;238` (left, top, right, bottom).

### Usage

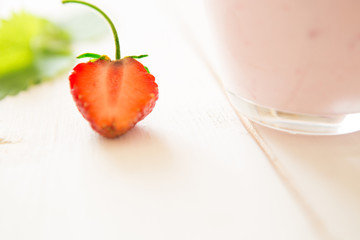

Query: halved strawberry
63;0;158;138
69;57;158;138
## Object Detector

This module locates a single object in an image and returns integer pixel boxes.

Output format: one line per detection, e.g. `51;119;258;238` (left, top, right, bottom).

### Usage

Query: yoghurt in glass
206;0;360;134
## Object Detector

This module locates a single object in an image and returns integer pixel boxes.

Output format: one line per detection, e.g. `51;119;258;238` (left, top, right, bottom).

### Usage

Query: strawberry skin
69;57;158;138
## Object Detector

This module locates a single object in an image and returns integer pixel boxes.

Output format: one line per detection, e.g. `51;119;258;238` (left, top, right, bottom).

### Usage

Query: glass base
227;91;360;135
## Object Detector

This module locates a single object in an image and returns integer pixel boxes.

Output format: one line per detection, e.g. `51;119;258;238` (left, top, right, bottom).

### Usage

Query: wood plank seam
169;7;335;240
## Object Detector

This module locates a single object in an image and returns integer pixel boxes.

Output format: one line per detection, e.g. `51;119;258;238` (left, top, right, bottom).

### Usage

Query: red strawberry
63;0;158;138
69;57;158;138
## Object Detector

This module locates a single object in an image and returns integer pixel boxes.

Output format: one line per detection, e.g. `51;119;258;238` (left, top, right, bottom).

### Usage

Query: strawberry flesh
69;57;158;138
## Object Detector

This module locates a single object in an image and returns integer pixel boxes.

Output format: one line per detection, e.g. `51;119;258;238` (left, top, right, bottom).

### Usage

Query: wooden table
1;1;359;239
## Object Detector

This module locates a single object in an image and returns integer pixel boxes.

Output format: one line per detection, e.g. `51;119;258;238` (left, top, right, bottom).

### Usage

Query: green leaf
77;53;102;59
128;54;148;59
77;53;110;61
0;12;72;100
144;66;150;73
127;54;150;73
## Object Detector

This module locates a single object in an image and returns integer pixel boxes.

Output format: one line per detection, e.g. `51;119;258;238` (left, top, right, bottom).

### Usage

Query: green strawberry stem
62;0;121;60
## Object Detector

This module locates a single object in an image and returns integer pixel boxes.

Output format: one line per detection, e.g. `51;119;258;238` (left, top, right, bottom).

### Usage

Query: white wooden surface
0;0;359;239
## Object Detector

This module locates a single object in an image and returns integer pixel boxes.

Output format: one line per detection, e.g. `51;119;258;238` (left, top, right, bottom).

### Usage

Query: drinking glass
205;0;360;135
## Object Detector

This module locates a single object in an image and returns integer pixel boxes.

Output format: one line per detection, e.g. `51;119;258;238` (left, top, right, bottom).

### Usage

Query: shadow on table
254;124;360;195
253;123;360;239
96;126;174;175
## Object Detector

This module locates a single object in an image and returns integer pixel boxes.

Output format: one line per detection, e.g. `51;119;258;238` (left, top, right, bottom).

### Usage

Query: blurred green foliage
0;12;72;100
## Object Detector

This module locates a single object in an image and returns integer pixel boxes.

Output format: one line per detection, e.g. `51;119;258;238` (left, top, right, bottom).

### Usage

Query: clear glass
206;0;360;135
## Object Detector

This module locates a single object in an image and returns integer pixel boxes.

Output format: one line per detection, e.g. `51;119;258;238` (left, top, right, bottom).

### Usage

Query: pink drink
206;0;360;134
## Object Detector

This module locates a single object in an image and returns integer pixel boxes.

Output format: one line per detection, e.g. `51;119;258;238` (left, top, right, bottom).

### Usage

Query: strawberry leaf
77;53;102;59
143;66;150;73
128;54;148;59
77;53;110;61
0;12;72;100
127;55;150;73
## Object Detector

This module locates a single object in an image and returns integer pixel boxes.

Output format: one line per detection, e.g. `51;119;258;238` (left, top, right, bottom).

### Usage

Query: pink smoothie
207;0;360;115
